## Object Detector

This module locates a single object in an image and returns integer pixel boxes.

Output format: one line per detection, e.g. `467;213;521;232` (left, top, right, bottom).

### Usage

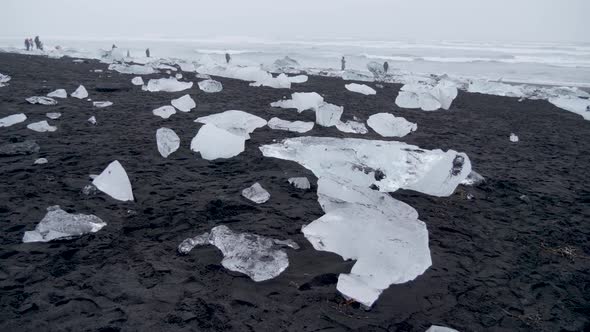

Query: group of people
24;36;43;51
341;56;390;73
111;44;150;58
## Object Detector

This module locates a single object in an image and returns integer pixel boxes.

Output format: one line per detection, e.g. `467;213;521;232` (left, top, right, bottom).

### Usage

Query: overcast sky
1;0;588;43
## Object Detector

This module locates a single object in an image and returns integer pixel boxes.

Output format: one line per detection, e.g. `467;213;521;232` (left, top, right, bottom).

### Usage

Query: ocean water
1;37;589;87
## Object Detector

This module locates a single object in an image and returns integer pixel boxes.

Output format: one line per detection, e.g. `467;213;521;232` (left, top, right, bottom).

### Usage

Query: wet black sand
0;53;589;331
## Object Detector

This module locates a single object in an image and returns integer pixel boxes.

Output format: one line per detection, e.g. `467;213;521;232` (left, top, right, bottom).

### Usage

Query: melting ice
367;113;417;137
23;206;106;243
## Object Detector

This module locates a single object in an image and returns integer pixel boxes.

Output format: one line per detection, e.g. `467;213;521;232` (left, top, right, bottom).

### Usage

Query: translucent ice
426;326;459;332
242;183;270;204
0;113;27;127
156;127;180;158
195;110;267;139
27;121;57;132
109;63;155;75
0;73;10;87
26;96;58;105
131;77;144;86
270;92;324;113
171;94;196;112
22;206;107;243
198;79;223;93
152;105;176;119
46;112;61;120
288;177;311;190
336;120;368;134
316;102;343;127
548;96;590;120
47;89;67;98
367;113;417;137
92;160;134;202
34;158;48;165
178;225;295;281
88;116;97;125
190;123;245;160
510;133;519;142
345;83;376;96
396;81;457;111
93;101;113;108
71;85;89;99
146;78;193;92
267;117;314;133
342;70;374;82
272;56;300;72
198;64;292;89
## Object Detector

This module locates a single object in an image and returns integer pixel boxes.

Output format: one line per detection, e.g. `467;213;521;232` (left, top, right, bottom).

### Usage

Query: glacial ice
171;94;196;112
288;177;311;190
548;96;590;120
34;158;48;165
0;73;10;87
272;56;300;72
396;82;457;111
198;79;223;93
88;116;97;125
196;73;211;80
46;112;61;120
22;206;107;243
345;83;377;96
267;117;314;133
510;133;519;142
336;120;368;134
92;160;134;202
178;225;295;281
26;96;58;105
270;92;324;113
93;101;113;108
430;81;459;110
190;123;245;160
27;121;57;132
131;76;144;86
286;75;308;84
342;70;374;82
71;85;89;99
242;183;270;204
194;110;267;139
156;128;180;158
152;105;176;119
316;102;344;127
146;78;193;92
367;113;417;137
0;113;27;127
260;137;471;307
426;326;459;332
47;89;67;98
109;63;155;75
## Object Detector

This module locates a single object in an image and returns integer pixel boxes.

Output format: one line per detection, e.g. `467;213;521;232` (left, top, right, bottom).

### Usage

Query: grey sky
1;0;588;42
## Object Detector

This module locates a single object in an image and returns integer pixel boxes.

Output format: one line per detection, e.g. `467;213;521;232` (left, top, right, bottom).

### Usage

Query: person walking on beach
126;50;130;58
34;36;43;51
112;44;117;49
341;56;346;71
146;48;150;58
384;61;389;73
225;53;231;64
25;38;30;51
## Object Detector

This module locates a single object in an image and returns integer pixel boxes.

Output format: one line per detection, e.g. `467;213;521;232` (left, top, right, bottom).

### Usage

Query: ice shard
146;78;193;92
152;105;177;119
171;94;196;112
26;96;58;105
425;326;459;332
71;85;89;99
267;117;314;133
316;102;343;127
242;183;270;204
198;79;223;93
288;177;311;190
27;121;57;133
270;92;324;113
156;127;180;158
190;123;245;160
0;140;40;156
345;83;377;96
92;160;134;202
0;113;27;127
88;116;97;125
47;89;67;98
22;206;107;243
336;120;368;134
194;110;267;139
367;113;417;137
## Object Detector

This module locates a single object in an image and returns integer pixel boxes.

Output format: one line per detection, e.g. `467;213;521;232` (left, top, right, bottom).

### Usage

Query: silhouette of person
146;48;150;58
34;36;43;50
25;38;30;51
384;61;389;73
225;53;231;64
341;56;346;71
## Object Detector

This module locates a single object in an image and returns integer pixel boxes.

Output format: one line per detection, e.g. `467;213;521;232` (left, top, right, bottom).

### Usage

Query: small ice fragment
267;117;314;133
198;79;223;93
171;94;196;112
510;133;519;142
177;232;210;255
71;85;89;99
27;121;57;132
194;110;267;138
242;182;270;204
156;128;180;158
0;113;27;127
34;158;48;165
367;113;417;137
461;171;485;186
190;123;245;160
175;73;183;80
88;116;97;125
425;326;459;332
315;102;343;127
0;73;11;87
26;96;58;105
46;112;61;120
82;184;99;196
270;92;324;113
47;89;67;98
288;177;311;190
146;77;193;92
152;105;176;119
93;101;113;108
336;120;368;134
92;160;134;202
22;205;107;243
131;77;144;86
345;83;376;95
549;96;590;120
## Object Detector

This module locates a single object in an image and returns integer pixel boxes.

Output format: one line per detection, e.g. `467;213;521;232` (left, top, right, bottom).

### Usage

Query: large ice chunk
92;160;134;202
194;110;267;139
336;120;368;134
131;77;144;86
178;225;295;281
267;117;314;133
396;81;458;111
27;121;57;132
108;63;155;75
198;64;292;89
190;123;245;160
26;96;58;105
345;83;376;96
271;92;324;113
342;70;374;82
171;94;196;112
152;105;176;119
242;183;270;204
156;128;180;158
71;85;89;99
146;78;193;92
548;96;590;120
510;133;519;142
272;56;300;73
22;206;107;243
0;113;27;127
367;113;417;137
47;89;67;98
198;79;223;93
316;102;343;127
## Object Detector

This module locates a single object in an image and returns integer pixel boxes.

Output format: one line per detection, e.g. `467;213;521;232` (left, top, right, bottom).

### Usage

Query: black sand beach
0;53;589;331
